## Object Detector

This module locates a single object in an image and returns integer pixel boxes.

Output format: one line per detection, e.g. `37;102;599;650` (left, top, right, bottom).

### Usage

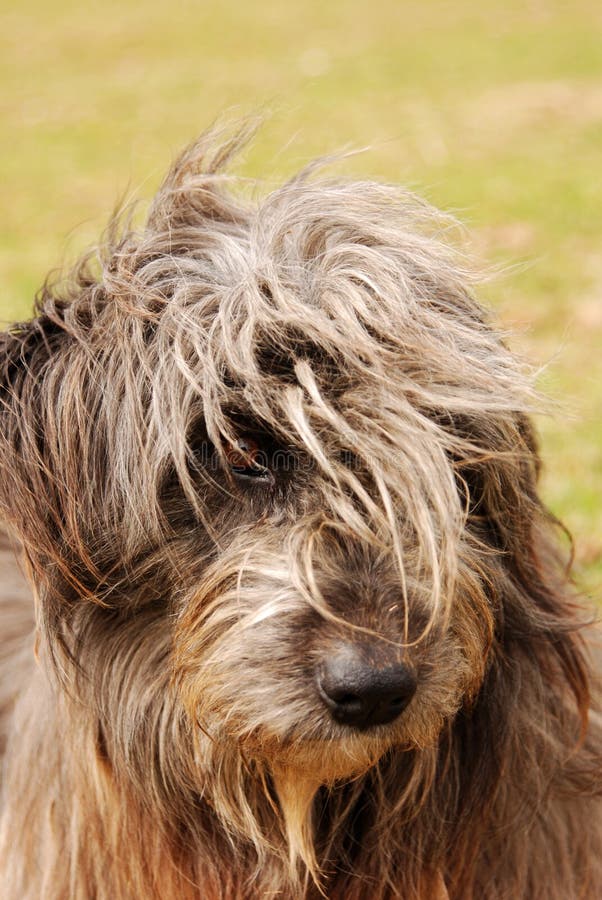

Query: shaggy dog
0;125;600;899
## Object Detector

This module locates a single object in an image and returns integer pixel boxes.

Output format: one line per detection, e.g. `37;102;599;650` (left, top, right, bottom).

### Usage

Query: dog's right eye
339;449;361;471
225;437;273;483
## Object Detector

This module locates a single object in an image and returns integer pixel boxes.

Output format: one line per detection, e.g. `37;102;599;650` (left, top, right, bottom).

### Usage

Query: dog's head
0;126;584;880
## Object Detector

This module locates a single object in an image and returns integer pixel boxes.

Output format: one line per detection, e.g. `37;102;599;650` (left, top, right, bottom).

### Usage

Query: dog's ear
0;312;66;395
450;407;539;558
0;312;70;558
457;404;592;734
455;404;588;652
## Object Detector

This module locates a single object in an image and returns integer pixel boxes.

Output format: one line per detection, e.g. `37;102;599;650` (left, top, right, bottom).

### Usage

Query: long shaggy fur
0;124;600;899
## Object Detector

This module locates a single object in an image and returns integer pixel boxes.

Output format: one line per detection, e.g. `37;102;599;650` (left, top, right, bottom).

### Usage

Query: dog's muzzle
317;645;417;730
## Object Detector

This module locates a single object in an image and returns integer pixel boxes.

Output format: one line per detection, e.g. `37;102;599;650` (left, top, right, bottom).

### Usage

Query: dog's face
170;330;495;783
0;132;540;807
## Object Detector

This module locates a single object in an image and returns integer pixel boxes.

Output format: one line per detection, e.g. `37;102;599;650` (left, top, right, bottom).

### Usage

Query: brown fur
0;123;600;898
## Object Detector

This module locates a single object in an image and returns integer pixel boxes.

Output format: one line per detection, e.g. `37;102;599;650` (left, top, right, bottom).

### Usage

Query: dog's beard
181;688;448;888
170;525;490;886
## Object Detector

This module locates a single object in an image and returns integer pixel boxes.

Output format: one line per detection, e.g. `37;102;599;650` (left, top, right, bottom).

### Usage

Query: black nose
317;648;417;730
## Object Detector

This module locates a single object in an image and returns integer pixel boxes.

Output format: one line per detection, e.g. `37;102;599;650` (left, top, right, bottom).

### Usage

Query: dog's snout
317;648;417;730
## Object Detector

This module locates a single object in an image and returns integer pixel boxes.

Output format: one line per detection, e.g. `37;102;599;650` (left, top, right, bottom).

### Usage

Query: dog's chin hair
271;752;378;894
185;713;446;896
194;731;434;895
271;744;379;891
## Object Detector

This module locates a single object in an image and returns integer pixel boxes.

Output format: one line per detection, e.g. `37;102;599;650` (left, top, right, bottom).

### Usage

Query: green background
1;0;600;597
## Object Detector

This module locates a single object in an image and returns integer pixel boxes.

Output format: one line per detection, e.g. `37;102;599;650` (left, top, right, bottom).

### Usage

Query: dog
0;124;600;899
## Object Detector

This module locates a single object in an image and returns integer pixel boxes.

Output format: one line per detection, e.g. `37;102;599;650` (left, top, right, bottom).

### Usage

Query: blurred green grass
1;0;600;597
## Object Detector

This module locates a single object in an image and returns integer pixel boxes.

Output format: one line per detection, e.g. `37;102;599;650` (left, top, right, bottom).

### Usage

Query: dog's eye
225;437;272;483
339;450;361;471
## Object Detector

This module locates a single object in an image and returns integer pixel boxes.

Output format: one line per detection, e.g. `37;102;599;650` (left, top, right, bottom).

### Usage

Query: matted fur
0;124;600;899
